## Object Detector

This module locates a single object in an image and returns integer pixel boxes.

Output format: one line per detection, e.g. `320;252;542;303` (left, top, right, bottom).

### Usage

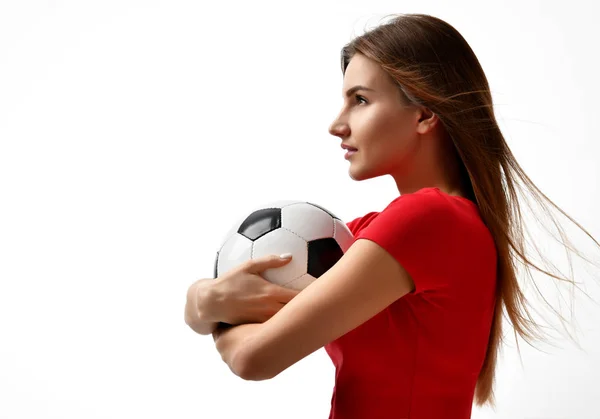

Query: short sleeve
346;212;380;236
354;191;459;294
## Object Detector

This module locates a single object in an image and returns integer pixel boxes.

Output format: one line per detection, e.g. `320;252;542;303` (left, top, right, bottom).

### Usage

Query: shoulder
369;188;465;234
382;187;483;234
345;188;467;237
386;187;465;216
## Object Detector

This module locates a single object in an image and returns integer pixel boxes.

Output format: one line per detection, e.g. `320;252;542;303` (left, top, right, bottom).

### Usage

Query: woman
184;13;598;419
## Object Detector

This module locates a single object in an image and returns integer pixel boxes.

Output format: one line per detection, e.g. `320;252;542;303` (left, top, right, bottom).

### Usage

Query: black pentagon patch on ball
307;202;340;220
307;238;344;278
238;208;282;241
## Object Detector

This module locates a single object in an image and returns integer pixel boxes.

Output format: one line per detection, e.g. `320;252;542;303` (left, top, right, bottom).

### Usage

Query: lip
341;144;358;160
344;149;357;160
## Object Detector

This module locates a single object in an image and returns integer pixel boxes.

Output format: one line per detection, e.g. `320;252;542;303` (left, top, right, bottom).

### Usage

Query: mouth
341;143;358;160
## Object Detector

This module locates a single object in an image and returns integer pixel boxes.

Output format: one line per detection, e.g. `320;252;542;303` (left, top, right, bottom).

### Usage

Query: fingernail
279;253;292;259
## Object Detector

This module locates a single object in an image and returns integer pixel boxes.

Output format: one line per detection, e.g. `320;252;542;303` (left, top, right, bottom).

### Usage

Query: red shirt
325;187;497;419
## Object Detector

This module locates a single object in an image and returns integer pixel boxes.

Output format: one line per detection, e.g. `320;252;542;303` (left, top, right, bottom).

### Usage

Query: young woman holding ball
184;13;599;418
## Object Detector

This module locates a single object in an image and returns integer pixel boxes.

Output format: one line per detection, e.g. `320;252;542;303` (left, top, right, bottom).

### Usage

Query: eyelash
355;94;367;105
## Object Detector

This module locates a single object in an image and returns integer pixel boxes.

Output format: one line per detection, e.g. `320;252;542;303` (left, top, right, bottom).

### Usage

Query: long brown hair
340;13;600;407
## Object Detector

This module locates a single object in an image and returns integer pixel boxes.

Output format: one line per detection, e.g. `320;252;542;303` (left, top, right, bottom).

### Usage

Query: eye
354;94;367;105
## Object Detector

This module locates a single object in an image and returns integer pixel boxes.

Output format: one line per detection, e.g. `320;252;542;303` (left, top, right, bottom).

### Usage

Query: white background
1;1;599;418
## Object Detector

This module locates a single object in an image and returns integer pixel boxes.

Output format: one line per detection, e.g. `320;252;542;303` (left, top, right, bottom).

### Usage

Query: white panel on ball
217;215;246;249
281;203;334;242
333;218;355;252
251;228;308;287
217;234;253;276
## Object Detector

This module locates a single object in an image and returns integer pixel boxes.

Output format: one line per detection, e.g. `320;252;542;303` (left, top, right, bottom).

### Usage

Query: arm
212;238;415;380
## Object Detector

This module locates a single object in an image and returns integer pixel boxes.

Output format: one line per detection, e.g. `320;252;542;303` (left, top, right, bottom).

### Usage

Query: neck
393;135;469;199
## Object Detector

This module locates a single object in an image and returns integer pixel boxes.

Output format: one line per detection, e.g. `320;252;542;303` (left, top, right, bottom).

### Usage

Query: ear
416;107;439;134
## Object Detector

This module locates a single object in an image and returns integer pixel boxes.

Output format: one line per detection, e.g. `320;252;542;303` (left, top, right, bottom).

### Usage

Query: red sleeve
346;212;379;236
354;191;458;294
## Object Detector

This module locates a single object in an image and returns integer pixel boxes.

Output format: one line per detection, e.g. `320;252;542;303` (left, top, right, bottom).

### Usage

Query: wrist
196;278;226;323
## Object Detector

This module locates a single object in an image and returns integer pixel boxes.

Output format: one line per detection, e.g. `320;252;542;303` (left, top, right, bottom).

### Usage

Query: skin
187;52;468;380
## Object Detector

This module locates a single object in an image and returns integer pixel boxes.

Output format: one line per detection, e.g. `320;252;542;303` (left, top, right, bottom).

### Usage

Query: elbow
231;347;278;381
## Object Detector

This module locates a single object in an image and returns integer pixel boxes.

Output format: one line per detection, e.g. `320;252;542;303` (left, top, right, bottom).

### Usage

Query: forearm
213;323;263;379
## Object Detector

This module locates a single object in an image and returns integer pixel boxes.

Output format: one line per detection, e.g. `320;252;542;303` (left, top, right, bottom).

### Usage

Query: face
329;53;435;182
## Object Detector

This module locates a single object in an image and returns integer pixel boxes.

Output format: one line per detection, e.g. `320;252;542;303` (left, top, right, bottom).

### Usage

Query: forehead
343;53;392;90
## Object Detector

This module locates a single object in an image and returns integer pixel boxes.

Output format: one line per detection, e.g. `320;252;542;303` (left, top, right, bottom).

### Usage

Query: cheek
369;116;416;172
354;109;394;144
351;106;412;159
366;113;407;154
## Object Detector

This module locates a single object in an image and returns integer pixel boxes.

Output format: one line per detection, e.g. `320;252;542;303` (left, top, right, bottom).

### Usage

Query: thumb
246;253;293;274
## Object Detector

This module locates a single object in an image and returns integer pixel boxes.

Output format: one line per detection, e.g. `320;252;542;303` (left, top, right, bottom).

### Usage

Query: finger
258;302;287;322
268;284;300;302
245;253;293;274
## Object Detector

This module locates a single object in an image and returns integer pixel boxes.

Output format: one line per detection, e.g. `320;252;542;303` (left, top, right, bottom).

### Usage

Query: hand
187;254;300;328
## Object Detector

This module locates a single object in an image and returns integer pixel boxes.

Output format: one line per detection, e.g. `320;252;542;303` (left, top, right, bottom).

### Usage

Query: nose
328;118;350;138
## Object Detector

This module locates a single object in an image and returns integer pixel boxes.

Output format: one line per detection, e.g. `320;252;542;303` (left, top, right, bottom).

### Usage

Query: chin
348;166;376;182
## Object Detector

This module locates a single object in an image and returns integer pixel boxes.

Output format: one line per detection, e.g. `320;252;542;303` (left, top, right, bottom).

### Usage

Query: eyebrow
344;85;375;98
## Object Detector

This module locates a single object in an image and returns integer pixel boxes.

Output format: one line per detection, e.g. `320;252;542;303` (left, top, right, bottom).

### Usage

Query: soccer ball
213;200;354;290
